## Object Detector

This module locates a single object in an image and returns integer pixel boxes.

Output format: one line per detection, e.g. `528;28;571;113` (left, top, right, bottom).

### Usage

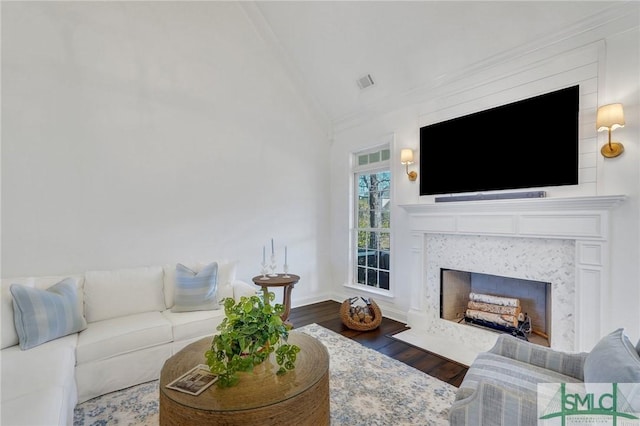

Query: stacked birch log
465;292;521;328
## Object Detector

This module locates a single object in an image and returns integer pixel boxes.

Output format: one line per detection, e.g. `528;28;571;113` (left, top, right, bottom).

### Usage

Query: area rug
74;323;457;425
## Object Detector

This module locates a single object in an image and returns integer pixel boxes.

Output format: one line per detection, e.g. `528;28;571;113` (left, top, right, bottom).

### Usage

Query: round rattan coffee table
159;331;329;425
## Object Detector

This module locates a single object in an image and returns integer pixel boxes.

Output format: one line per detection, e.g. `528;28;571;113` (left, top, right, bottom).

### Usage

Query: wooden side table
251;274;300;326
159;332;329;426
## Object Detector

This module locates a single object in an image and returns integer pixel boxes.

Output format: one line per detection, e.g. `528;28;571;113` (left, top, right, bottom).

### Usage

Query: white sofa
1;260;258;426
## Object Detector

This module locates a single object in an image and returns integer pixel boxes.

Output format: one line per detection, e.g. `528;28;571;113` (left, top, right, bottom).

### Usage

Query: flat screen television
419;85;579;196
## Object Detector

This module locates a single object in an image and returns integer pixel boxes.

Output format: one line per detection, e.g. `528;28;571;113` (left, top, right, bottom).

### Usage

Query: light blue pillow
10;278;87;350
584;328;640;383
171;262;220;312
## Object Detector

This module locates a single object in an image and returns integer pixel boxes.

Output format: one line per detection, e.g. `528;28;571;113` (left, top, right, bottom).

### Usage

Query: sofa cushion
1;333;77;401
84;266;165;322
163;260;237;308
76;311;172;364
584;328;640;383
161;309;225;342
11;278;87;350
75;344;171;404
1;336;78;426
171;262;220;312
1;386;73;426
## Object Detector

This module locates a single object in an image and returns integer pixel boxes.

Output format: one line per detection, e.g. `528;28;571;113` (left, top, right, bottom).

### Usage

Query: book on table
165;364;218;396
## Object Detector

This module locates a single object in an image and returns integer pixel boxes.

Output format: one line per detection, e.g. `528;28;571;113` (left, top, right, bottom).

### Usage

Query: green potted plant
205;291;300;387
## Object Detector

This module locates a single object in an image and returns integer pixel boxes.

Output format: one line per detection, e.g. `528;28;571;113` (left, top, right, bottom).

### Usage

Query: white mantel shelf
399;195;627;214
399;195;626;241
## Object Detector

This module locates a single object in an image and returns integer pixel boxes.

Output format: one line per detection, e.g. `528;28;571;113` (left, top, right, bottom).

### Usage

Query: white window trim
347;145;394;296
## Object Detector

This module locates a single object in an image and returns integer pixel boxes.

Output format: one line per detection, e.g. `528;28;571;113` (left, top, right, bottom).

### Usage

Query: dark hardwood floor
289;300;468;387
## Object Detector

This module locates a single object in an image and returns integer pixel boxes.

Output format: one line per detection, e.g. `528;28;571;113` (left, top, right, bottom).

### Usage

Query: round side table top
159;331;328;412
252;274;300;287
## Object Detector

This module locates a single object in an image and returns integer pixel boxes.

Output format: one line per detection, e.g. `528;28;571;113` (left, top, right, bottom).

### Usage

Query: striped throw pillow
10;278;87;350
171;262;220;312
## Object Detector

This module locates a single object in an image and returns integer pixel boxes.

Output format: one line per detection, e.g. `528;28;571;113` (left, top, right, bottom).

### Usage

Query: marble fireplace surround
399;195;625;365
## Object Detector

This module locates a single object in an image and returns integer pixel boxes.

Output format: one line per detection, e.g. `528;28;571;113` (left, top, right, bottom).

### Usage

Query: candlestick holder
269;254;278;277
283;263;290;278
260;261;270;280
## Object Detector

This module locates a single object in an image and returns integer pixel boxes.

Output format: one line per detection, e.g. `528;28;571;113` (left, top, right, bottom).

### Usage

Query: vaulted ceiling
245;1;628;127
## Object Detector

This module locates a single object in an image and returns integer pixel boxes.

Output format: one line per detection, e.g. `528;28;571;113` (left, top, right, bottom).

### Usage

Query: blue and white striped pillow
10;278;87;350
171;262;220;312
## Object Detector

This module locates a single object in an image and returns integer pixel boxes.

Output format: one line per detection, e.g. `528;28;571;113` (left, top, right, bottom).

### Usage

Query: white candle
262;246;265;263
285;246;287;265
271;238;274;255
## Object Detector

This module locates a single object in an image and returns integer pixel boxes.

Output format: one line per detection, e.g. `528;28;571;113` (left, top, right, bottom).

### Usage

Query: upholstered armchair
449;328;640;425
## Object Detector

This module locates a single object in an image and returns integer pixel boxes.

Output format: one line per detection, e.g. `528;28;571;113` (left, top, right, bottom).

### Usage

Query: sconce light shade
400;148;417;181
400;149;414;164
597;103;625;158
596;103;625;130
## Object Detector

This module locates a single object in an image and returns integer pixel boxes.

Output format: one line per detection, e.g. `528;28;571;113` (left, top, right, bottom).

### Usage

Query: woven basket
340;298;382;331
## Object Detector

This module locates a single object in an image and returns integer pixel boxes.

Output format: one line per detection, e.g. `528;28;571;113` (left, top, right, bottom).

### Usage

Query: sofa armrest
488;334;587;380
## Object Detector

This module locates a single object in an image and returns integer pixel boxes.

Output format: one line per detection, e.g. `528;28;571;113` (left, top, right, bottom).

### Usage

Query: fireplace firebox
440;268;551;347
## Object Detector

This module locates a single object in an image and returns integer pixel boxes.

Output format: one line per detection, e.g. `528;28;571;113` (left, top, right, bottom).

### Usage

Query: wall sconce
400;148;417;181
597;103;625;158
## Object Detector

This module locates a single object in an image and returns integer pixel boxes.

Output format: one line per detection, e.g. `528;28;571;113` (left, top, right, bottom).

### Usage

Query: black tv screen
419;85;579;196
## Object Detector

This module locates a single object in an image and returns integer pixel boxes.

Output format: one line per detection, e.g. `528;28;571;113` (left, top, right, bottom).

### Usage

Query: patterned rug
74;323;457;425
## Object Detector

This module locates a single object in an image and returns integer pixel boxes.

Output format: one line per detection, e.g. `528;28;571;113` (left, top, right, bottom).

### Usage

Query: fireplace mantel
399;195;626;241
400;195;626;214
398;194;627;362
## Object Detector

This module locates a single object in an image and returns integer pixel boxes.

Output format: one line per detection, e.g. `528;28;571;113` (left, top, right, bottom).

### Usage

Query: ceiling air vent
356;74;375;90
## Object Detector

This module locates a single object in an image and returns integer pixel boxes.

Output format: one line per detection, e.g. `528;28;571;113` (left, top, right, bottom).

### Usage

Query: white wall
600;26;640;339
1;2;332;306
330;5;640;340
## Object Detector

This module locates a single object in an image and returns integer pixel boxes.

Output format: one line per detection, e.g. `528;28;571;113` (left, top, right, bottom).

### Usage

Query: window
353;146;391;290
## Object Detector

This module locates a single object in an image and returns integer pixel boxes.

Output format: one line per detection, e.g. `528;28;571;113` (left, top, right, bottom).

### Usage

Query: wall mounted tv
419;85;579;196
